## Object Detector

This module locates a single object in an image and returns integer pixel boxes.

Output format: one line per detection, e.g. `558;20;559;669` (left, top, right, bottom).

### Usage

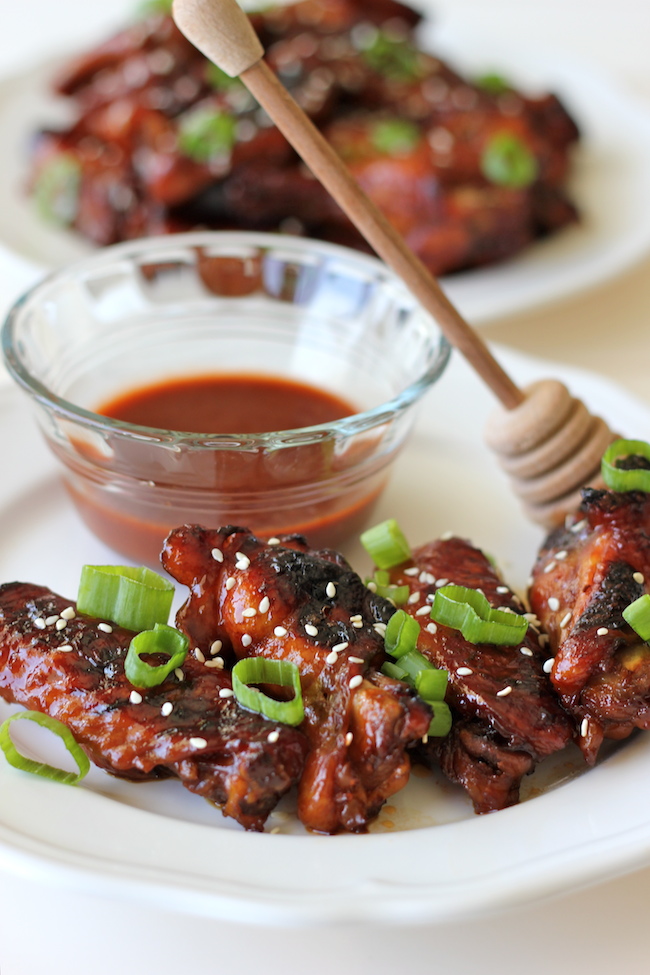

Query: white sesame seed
580;718;589;737
524;613;541;625
435;578;449;588
33;618;46;629
634;572;645;584
349;656;365;664
548;597;560;612
58;644;73;653
456;667;473;676
571;519;587;533
404;567;419;576
416;605;431;616
55;618;67;631
527;576;534;587
543;658;555;673
366;581;377;593
539;633;549;648
305;623;318;637
60;606;75;620
204;658;224;669
242;608;257;618
345;732;353;746
258;596;270;614
556;550;568;561
189;737;208;749
235;554;251;570
351;620;363;629
332;641;349;653
560;612;572;629
326;582;337;598
419;571;434;584
267;537;281;546
175;668;184;680
496;686;513;697
45;615;59;626
426;622;438;634
219;688;234;699
267;730;280;743
350;614;362;622
269;826;282;834
349;675;363;689
211;547;224;562
241;634;252;647
194;648;206;662
210;640;223;655
97;622;112;633
373;623;387;635
440;531;453;541
161;702;173;717
129;690;143;704
225;576;236;591
407;592;421;604
496;586;509;594
520;647;533;656
274;626;288;637
326;650;338;664
597;627;609;636
544;561;557;574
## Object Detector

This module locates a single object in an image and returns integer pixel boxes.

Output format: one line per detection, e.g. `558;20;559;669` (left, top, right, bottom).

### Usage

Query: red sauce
66;374;386;565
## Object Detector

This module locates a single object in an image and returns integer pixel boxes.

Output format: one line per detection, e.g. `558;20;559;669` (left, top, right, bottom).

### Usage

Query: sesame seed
426;622;438;634
175;668;184;680
194;648;206;662
349;614;362;622
345;732;353;746
267;730;280;744
440;531;453;540
225;576;236;591
326;650;338;664
556;550;568;561
267;537;281;546
407;592;421;604
634;572;645;584
58;644;73;653
241;634;252;647
373;623;387;635
33;618;46;629
404;567;419;576
55;619;67;631
204;658;224;669
435;578;449;588
597;627;609;636
560;612;572;629
274;626;288;637
524;613;541;625
580;718;589;737
416;605;431;616
349;675;363;689
520;647;533;656
544;561;557;574
161;702;173;717
60;606;75;620
366;581;377;593
258;596;270;614
210;640;223;655
305;623;318;637
349;656;365;664
456;667;473;676
97;622;112;633
211;547;224;562
351;620;363;629
496;686;512;697
496;586;509;594
129;691;143;704
219;688;234;699
539;633;549;648
242;607;256;618
45;615;59;626
548;597;560;612
421;734;429;744
326;582;337;598
332;641;349;653
419;571;434;584
543;658;555;673
571;519;587;533
235;554;251;570
189;737;208;749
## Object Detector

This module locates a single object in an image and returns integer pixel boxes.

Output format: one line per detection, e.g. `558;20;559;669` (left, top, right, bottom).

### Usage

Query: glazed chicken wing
162;525;431;833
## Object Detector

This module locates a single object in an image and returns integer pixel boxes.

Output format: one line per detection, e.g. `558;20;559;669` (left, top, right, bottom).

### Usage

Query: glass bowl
2;231;450;565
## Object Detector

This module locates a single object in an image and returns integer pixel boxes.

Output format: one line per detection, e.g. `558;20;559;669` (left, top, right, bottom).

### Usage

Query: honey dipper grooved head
485;379;618;530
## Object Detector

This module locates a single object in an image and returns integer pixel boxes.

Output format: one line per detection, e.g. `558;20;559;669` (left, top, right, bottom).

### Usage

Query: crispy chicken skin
383;537;573;812
0;581;307;830
529;486;650;764
162;524;431;834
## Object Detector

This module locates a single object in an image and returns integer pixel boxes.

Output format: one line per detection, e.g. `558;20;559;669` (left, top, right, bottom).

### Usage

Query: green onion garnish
475;72;511;95
361;518;411;569
397;648;436;682
370;119;420;156
32;153;81;227
384;609;420;658
427;700;453;737
177;107;237;163
415;667;449;700
136;0;172;16
0;711;90;784
206;63;241;91
431;585;528;646
370;571;409;605
232;658;304;726
601;438;650;493
481;132;538;188
381;660;408;681
125;623;189;688
623;594;650;641
77;565;174;633
360;30;422;81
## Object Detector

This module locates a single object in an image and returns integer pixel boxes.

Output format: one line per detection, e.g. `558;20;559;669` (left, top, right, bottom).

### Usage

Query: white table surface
2;2;650;973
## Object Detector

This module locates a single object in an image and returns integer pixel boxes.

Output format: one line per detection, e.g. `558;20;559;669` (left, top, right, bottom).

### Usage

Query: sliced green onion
475;72;511;95
125;623;189;688
371;119;420;156
32;153;81;227
431;585;528;646
371;569;410;605
360;30;421;81
77;565;174;632
601;439;650;493
481;132;538;188
0;711;90;784
427;701;453;737
381;661;408;681
623;593;650;641
384;609;420;658
361;518;411;569
206;63;241;90
397;648;435;682
178;107;237;163
416;667;449;701
232;658;304;726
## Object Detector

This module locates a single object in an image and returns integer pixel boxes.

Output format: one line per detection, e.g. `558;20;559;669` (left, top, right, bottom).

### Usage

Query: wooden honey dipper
172;0;615;530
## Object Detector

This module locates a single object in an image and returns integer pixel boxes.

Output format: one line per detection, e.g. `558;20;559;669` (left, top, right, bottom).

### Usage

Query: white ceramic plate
2;32;650;324
1;346;650;956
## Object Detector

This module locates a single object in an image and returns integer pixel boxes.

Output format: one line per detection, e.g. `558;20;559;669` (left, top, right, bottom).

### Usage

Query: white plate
2;32;650;324
1;346;650;970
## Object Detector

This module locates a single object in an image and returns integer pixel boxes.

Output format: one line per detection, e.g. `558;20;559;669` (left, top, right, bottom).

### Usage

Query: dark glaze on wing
0;582;307;830
162;525;431;834
385;537;573;812
529;487;650;763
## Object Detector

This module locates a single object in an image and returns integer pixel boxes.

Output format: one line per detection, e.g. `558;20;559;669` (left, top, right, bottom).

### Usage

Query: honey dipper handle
172;0;524;410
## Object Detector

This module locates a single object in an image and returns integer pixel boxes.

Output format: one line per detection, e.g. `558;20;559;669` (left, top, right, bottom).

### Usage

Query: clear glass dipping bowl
2;232;450;565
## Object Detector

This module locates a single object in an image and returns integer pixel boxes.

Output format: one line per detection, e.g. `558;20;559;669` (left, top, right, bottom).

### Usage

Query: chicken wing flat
162;525;431;834
382;537;573;812
0;581;307;830
529;486;650;764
